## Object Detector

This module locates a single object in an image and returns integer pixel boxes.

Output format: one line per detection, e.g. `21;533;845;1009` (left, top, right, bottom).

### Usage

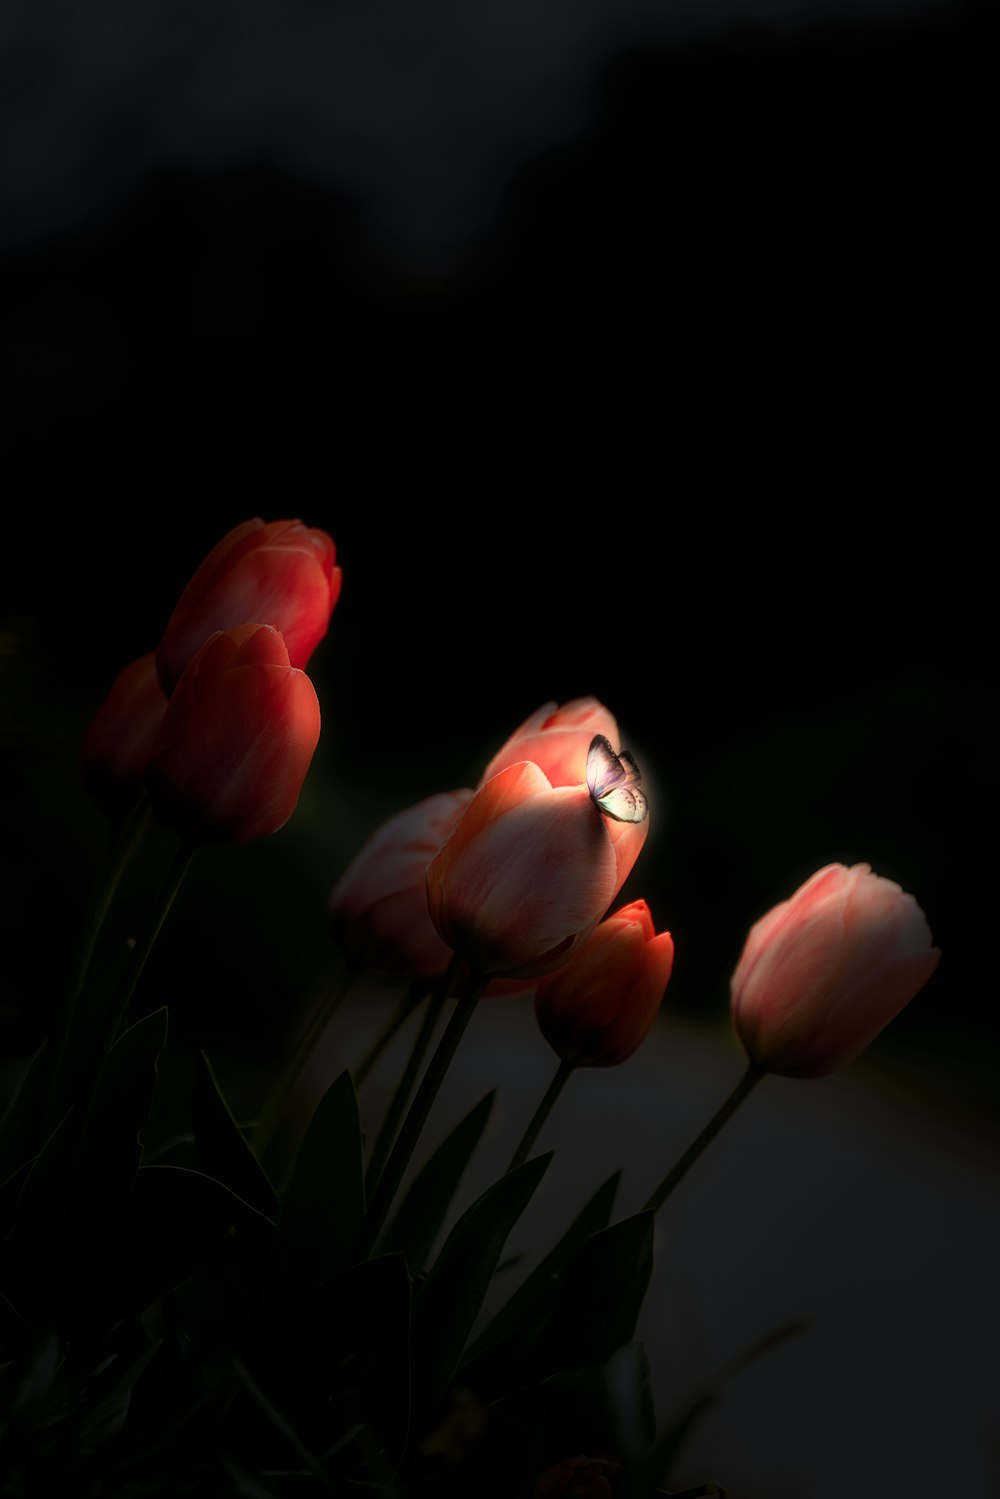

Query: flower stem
507;1058;575;1173
351;958;485;1262
76;837;196;1140
352;976;431;1089
42;792;153;1132
642;1063;765;1215
254;959;364;1161
364;969;454;1199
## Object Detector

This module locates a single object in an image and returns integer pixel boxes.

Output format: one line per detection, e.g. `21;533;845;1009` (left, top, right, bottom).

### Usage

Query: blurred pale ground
270;979;1000;1499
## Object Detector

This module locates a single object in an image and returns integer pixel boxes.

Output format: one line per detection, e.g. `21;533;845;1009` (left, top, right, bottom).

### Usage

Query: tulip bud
730;861;941;1078
534;899;674;1066
534;1454;620;1498
426;759;648;980
80;651;168;823
480;697;620;789
156;517;341;695
328;789;474;977
145;624;321;845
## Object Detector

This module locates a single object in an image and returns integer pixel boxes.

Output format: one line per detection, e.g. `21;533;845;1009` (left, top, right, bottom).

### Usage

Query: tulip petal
479;699;619;788
427;776;617;977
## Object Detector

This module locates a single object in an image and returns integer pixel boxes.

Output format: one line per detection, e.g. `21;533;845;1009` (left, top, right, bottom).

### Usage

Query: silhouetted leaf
524;1210;656;1383
459;1168;622;1398
410;1152;552;1435
271;1071;364;1307
195;1051;279;1221
380;1090;495;1272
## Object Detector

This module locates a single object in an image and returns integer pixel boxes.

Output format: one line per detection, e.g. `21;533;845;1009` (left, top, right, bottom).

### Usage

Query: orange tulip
426;760;648;980
534;898;674;1066
79;651;168;822
145;624;321;845
328;789;474;976
730;861;941;1078
479;697;620;789
156;517;341;695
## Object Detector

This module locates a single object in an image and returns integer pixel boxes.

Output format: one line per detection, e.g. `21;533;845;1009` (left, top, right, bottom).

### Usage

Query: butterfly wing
586;735;649;823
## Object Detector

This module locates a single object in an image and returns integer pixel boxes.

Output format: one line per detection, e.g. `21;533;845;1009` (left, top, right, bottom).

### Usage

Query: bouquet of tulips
0;517;941;1499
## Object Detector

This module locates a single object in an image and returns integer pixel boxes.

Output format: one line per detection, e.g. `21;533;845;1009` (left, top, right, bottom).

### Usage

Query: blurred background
0;0;994;1494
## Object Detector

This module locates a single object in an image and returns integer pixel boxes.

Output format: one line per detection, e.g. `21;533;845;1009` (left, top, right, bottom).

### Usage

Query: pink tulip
534;898;674;1066
145;624;321;845
426;760;648;980
156;517;341;695
328;789;474;976
479;697;620;789
79;651;168;822
730;861;941;1078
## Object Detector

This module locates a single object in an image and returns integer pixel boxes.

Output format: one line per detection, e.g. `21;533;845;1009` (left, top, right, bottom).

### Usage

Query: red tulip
145;624;321;845
328;789;474;976
156;517;341;695
730;861;941;1078
80;651;168;822
426;760;648;980
480;697;620;789
534;1454;620;1498
534;898;674;1066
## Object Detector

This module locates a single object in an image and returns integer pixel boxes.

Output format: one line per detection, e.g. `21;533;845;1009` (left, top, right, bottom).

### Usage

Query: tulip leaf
194;1050;279;1221
379;1089;496;1273
460;1167;622;1390
273;1070;365;1302
409;1152;552;1435
523;1210;656;1383
535;1341;657;1471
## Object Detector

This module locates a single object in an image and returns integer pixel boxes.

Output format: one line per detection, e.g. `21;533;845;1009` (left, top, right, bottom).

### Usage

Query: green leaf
535;1341;657;1471
523;1210;656;1384
195;1051;279;1221
379;1090;495;1273
409;1152;552;1436
459;1168;622;1397
272;1071;365;1303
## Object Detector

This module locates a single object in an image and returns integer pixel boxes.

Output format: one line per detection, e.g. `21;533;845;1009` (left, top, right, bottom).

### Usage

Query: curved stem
364;977;450;1199
253;960;364;1159
76;837;197;1139
507;1058;575;1173
352;958;484;1263
641;1063;764;1215
352;976;431;1090
43;793;153;1131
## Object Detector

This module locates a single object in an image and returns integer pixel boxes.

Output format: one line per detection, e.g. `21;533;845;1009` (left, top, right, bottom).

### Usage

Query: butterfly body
586;734;648;824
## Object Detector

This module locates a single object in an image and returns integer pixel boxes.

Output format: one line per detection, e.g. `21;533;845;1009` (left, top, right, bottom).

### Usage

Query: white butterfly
586;734;648;824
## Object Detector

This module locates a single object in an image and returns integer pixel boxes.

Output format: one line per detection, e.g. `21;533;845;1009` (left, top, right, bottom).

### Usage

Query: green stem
641;1063;764;1215
352;959;485;1262
254;960;364;1160
77;839;196;1134
507;1058;575;1173
364;975;451;1199
42;793;153;1131
352;976;431;1089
